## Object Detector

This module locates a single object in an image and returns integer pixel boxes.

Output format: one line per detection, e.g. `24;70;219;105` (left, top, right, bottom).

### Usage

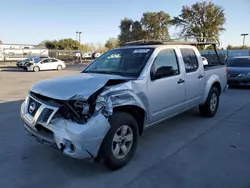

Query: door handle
198;74;204;79
177;79;185;84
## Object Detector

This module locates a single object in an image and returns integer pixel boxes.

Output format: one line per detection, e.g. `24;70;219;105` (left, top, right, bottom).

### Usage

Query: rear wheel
57;65;63;71
100;112;139;170
33;66;40;72
199;87;219;117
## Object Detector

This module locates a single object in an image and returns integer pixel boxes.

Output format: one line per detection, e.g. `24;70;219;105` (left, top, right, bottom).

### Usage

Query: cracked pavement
0;68;250;188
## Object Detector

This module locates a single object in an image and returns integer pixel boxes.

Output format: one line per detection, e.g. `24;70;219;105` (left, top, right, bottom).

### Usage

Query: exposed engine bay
29;79;129;124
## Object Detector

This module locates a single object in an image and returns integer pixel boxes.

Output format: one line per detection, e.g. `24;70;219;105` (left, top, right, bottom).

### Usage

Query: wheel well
113;105;146;135
212;81;221;95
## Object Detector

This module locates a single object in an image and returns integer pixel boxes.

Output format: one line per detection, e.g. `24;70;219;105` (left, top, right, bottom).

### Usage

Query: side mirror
152;66;175;80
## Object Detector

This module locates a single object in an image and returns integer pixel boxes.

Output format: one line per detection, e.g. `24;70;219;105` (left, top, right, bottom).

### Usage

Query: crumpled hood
31;73;132;100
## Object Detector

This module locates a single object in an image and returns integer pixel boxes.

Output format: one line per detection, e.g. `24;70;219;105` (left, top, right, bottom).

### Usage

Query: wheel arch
113;105;146;135
202;74;221;104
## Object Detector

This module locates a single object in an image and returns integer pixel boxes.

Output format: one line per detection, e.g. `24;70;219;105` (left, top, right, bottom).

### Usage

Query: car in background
227;56;250;86
16;57;38;67
92;52;102;59
201;56;208;65
24;58;66;72
16;56;50;67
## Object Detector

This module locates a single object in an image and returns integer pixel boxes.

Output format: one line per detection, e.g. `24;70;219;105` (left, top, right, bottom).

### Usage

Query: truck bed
204;64;226;71
204;64;227;92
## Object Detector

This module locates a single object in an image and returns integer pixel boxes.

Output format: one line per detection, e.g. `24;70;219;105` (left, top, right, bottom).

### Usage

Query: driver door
148;48;186;124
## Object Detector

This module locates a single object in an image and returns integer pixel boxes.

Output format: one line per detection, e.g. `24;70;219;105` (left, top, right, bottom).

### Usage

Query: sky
0;0;249;48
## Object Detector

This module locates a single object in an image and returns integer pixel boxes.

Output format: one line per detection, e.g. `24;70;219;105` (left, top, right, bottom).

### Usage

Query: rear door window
180;48;199;73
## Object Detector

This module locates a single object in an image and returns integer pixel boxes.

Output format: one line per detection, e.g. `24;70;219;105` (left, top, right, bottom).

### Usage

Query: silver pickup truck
20;41;228;170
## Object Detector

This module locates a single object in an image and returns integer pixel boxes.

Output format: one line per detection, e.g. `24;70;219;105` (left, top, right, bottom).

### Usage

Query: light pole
76;31;82;63
76;31;78;41
241;33;248;48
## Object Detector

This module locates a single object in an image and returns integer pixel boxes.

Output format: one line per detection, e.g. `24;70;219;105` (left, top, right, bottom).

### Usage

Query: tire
57;65;63;71
100;112;139;170
33;66;40;72
199;87;220;117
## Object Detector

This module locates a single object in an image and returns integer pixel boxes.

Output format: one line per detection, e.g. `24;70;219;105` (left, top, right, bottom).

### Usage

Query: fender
100;80;149;122
201;74;221;104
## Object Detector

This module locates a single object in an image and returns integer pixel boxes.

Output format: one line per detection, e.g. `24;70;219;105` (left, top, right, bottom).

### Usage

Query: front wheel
57;65;63;71
199;87;220;117
33;66;40;72
100;112;139;170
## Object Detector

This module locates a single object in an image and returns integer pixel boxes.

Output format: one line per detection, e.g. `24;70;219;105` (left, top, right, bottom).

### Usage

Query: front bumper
24;66;33;71
20;94;110;159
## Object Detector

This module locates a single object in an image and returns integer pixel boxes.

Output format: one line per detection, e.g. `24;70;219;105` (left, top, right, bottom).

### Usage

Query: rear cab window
180;48;199;73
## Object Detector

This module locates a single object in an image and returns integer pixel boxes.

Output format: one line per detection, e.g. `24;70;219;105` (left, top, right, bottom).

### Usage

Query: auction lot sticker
133;49;151;53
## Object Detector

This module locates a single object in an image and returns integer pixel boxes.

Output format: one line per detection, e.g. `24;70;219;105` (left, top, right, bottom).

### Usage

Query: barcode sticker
133;49;150;53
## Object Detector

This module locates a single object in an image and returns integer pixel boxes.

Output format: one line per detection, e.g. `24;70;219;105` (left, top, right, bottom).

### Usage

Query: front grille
43;109;54;122
28;98;41;116
38;108;54;123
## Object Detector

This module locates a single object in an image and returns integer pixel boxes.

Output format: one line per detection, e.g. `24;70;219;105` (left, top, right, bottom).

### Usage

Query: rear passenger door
180;48;204;105
148;48;186;124
50;59;59;69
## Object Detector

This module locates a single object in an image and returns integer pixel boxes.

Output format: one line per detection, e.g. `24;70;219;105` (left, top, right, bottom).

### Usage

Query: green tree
131;21;146;41
0;40;2;44
78;44;89;51
118;18;133;44
226;45;250;50
226;45;234;50
43;40;58;49
105;38;120;50
41;39;80;50
141;11;171;40
173;1;226;45
56;38;79;50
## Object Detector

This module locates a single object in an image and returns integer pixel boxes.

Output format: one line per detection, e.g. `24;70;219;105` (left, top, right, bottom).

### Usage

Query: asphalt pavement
0;69;250;188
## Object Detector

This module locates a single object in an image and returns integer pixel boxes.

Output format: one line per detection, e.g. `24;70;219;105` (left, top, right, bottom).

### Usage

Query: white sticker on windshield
133;49;150;53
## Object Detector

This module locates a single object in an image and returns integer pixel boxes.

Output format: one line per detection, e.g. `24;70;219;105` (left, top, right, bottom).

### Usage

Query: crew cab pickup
20;41;228;170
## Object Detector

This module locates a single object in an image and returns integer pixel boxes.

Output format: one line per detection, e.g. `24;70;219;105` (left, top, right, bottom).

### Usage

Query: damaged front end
21;78;143;160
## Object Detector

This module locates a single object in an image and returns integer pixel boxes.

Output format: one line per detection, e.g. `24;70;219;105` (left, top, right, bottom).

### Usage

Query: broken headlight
74;101;90;115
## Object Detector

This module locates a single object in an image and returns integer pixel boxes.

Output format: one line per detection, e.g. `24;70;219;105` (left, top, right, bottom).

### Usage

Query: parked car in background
92;52;102;59
16;56;50;67
201;56;208;65
227;56;250;86
21;40;227;170
24;58;65;72
16;57;38;67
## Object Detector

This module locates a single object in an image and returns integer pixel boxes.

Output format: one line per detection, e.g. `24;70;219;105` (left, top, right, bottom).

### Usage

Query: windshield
33;58;41;63
227;58;250;67
82;48;154;77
